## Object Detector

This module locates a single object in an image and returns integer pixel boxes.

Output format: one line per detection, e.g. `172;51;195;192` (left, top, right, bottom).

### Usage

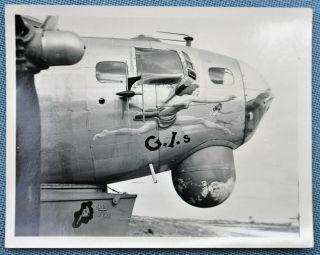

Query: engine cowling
171;146;235;208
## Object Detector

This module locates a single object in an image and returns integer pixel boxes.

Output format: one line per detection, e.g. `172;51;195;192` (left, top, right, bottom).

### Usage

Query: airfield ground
127;216;299;237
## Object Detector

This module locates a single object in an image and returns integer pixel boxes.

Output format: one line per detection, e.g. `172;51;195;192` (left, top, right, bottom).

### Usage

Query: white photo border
5;4;314;248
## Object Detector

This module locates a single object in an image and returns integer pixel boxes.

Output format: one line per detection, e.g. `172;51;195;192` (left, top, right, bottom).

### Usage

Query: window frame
95;61;128;84
135;48;184;77
181;51;197;80
208;67;234;86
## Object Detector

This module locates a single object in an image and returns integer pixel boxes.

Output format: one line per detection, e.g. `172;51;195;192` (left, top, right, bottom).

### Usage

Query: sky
34;8;312;223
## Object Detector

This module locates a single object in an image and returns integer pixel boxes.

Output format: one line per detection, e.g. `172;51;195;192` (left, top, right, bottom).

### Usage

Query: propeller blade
15;15;29;36
41;16;59;30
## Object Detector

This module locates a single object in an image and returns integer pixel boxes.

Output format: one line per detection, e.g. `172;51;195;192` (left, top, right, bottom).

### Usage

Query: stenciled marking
96;204;112;218
145;131;190;151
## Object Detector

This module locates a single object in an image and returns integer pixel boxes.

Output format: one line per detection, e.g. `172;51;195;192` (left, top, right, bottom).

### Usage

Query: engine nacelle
171;146;235;208
17;18;85;73
40;31;85;66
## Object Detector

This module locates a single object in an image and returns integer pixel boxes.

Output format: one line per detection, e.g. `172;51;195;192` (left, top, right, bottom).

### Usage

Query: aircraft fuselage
36;37;272;188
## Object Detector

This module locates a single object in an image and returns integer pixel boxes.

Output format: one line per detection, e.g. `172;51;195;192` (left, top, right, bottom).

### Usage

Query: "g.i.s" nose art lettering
145;132;191;151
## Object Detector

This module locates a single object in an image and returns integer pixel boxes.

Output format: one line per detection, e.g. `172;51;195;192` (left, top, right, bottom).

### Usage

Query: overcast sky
35;8;311;223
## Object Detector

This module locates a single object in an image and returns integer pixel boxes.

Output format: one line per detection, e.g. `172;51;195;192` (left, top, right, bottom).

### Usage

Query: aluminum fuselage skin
36;37;269;184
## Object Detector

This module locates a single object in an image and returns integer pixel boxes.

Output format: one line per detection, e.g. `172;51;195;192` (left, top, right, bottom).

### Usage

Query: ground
127;216;299;237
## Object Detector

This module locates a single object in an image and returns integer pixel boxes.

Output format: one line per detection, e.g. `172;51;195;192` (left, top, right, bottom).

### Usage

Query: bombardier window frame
136;48;183;75
135;48;184;85
181;51;197;80
208;67;234;86
96;61;127;84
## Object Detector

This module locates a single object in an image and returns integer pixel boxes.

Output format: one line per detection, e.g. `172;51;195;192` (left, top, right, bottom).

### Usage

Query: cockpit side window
136;48;183;85
182;51;197;80
96;61;127;83
209;67;234;85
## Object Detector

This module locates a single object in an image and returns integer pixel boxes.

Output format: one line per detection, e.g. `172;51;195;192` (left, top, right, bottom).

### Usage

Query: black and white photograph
5;5;313;248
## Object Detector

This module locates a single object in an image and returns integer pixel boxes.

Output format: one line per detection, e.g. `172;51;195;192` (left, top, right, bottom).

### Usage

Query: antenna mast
157;31;194;47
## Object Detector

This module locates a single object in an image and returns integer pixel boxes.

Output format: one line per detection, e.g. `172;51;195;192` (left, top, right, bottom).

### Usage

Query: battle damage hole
99;98;105;104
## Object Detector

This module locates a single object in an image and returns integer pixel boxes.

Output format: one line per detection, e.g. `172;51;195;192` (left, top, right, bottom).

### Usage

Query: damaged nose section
254;89;274;108
264;89;274;105
263;90;274;112
238;60;274;143
244;89;274;143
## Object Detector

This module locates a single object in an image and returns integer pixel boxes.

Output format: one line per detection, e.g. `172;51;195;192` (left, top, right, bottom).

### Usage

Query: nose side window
135;48;184;85
209;67;234;85
136;48;183;75
96;61;127;83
